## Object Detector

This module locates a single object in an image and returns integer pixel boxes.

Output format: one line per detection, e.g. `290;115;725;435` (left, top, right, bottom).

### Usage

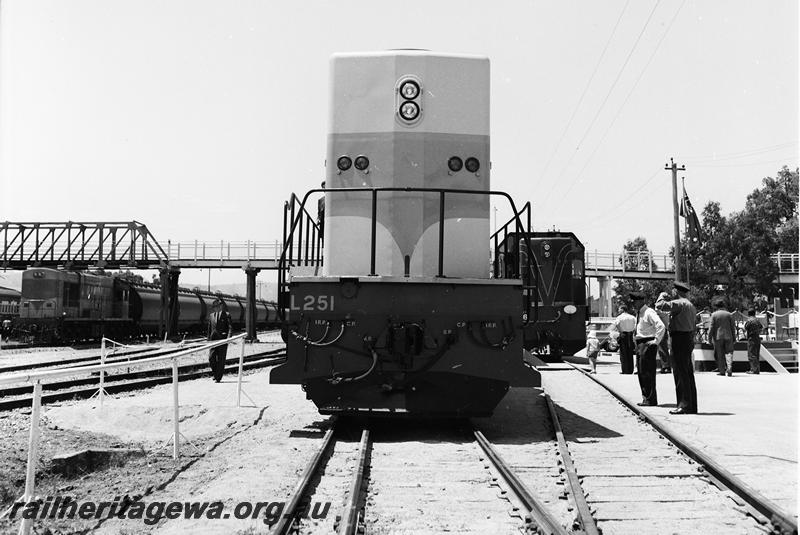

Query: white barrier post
99;338;107;407
18;381;43;535
237;338;245;407
172;359;180;460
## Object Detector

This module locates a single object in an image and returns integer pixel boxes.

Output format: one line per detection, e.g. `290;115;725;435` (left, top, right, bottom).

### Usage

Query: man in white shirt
608;304;637;374
630;291;665;406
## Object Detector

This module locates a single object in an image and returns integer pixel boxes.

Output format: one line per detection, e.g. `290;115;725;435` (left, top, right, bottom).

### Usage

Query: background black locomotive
16;268;278;343
494;230;587;360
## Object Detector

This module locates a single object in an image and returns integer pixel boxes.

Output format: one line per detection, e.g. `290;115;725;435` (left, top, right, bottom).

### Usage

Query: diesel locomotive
494;230;587;359
16;268;278;343
271;51;584;416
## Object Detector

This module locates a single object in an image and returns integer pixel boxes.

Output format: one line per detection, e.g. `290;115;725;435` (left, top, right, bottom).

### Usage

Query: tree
682;166;798;309
613;237;672;309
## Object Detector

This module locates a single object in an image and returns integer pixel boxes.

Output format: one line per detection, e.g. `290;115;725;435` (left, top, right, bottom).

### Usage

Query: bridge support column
245;267;260;342
159;266;181;340
598;276;614;317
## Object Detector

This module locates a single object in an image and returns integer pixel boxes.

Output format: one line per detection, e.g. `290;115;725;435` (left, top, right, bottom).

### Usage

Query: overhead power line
535;0;630;193
539;0;662;217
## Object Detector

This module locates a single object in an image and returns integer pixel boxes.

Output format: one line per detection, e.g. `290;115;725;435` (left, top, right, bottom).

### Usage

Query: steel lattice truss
1;221;168;270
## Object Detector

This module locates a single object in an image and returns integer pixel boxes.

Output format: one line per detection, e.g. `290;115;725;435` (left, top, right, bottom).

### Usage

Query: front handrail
278;187;537;325
490;202;537;323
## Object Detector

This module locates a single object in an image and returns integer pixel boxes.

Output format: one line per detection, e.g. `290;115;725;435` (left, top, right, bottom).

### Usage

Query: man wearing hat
630;291;665;406
608;304;637;374
656;281;698;414
710;299;736;376
655;292;672;374
207;298;232;383
743;309;763;374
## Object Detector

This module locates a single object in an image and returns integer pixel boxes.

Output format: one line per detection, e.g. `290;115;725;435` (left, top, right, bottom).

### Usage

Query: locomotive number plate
290;295;335;312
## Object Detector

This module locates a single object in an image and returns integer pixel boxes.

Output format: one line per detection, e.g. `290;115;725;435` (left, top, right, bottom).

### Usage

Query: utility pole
665;158;686;282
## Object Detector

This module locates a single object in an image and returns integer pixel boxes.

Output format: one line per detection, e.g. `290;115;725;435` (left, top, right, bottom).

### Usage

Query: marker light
354;155;370;171
448;157;463;172
337;156;352;171
399;101;420;121
400;80;420;99
465;157;480;173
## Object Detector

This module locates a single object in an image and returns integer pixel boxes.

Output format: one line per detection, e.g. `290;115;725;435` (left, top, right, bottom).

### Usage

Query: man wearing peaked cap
656;281;698;414
673;281;691;293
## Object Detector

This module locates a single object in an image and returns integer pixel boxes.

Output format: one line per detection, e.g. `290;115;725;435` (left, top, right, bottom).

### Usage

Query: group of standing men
607;280;698;415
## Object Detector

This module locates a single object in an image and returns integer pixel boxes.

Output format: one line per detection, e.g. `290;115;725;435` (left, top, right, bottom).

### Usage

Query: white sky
0;0;797;288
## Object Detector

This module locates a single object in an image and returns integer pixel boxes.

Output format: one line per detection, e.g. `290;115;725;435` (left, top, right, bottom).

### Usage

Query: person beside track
710;299;737;377
207;298;232;383
629;291;665;407
743;309;763;374
656;281;698;415
608;304;636;374
655;292;672;374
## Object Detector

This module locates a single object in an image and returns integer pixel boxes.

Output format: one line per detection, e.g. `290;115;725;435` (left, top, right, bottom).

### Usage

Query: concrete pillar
598;276;614;317
245;267;260;341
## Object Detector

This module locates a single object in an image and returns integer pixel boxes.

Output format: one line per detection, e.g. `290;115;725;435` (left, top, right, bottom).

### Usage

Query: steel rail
567;362;798;535
543;393;600;535
0;352;286;411
0;334;246;386
473;429;569;535
0;345;190;375
271;422;338;535
339;429;371;535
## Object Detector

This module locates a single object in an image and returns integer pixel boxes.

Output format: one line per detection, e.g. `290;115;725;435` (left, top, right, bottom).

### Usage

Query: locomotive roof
0;286;21;298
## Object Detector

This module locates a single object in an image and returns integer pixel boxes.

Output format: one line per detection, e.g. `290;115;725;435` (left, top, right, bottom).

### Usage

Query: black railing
277;187;538;324
278;194;324;319
490;202;537;323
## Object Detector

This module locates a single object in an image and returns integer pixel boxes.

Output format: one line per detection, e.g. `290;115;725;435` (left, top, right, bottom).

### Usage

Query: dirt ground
1;335;312;535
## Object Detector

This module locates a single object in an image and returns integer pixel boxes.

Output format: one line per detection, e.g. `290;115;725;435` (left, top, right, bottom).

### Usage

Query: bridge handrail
585;250;798;275
165;240;283;262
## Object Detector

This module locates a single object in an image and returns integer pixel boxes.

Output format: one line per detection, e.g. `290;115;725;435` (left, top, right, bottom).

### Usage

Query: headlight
354;155;370;171
448;156;463;172
465;157;480;173
337;156;352;171
399;80;420;99
399;101;420;121
563;304;577;315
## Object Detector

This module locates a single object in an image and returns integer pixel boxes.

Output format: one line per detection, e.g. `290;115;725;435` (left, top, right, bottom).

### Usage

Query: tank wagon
272;51;549;417
16;268;278;343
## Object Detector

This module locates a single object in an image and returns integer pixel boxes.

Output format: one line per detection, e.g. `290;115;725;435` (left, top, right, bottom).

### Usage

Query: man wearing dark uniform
744;309;763;374
609;304;637;374
656;281;697;415
207;298;232;383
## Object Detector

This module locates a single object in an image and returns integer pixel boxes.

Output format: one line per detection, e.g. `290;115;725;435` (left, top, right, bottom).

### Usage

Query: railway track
0;344;197;375
278;367;791;535
0;348;287;411
540;366;795;534
272;416;580;535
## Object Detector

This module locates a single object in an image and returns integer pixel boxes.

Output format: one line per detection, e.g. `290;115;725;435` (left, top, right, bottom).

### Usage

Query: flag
679;183;703;245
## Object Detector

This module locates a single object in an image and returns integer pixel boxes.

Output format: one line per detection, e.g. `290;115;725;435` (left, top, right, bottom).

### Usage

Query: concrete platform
554;353;798;519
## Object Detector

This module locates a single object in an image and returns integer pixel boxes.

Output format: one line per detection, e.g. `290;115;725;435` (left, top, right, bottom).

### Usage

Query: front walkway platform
553;353;798;519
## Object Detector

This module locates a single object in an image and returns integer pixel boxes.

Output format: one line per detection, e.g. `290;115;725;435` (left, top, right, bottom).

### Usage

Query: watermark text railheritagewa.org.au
6;496;331;526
